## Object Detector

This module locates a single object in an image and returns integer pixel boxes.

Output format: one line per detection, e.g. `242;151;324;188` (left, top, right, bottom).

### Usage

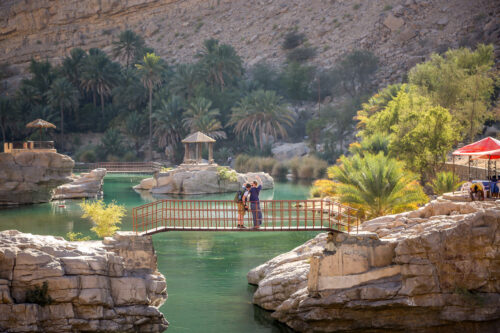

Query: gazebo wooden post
184;143;189;163
198;143;202;163
208;143;214;164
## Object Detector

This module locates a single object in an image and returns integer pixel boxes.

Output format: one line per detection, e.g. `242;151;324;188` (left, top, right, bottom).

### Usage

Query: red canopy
453;137;500;160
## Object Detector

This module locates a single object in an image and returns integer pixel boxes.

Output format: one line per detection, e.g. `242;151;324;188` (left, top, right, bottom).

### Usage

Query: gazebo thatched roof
181;131;216;143
26;119;56;129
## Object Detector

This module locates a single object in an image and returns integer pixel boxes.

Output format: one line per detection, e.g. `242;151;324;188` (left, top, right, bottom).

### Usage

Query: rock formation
0;230;168;333
248;200;500;332
0;152;74;205
134;164;274;195
53;168;106;200
272;142;310;160
0;0;498;92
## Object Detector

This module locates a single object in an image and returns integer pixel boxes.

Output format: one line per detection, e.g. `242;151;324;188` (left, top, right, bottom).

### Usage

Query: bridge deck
133;199;360;235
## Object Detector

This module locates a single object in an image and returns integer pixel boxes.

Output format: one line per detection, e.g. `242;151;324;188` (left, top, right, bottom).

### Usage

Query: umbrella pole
452;155;455;194
468;156;471;181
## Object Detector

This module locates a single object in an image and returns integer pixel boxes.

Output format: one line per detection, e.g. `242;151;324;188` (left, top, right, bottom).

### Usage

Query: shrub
217;166;238;182
78;149;97;163
25;281;53;306
272;162;289;179
66;232;91;241
429;171;465;195
286;46;317;63
235;154;251;172
288;156;328;179
123;151;138;162
282;31;306;50
234;155;278;174
310;179;336;198
80;200;126;238
259;157;278;174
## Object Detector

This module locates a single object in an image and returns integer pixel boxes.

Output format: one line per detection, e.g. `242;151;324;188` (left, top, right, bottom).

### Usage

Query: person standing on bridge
249;176;263;229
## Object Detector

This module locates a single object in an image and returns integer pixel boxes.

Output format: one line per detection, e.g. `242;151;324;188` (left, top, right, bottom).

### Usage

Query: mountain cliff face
1;0;499;92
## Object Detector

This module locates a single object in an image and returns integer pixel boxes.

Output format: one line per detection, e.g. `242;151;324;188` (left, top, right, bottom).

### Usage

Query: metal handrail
132;199;360;234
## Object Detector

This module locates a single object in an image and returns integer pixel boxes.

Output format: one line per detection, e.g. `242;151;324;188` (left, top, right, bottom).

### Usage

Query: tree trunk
92;90;97;107
148;87;153;161
252;129;258;149
100;93;105;116
259;129;265;150
60;102;64;152
0;121;5;149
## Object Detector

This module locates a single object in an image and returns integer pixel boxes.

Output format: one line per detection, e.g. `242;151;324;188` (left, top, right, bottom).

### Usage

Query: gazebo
452;137;500;180
181;131;216;164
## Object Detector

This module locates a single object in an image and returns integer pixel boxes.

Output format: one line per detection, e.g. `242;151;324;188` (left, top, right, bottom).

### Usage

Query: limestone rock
52;168;106;200
248;200;500;332
0;152;74;205
134;164;274;194
383;14;405;31
0;230;168;332
272;142;310;160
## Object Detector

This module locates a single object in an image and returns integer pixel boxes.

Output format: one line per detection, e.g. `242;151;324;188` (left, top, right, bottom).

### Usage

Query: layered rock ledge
248;200;500;332
0;152;74;205
134;164;273;195
0;230;168;333
53;168;107;200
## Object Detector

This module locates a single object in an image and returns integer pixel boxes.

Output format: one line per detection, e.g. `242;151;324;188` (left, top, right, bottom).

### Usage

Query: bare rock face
248;200;500;332
53;168;106;200
0;230;168;333
0;152;74;205
134;164;274;195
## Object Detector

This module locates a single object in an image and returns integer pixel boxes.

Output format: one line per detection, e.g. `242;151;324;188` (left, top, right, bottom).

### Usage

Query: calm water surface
0;175;319;332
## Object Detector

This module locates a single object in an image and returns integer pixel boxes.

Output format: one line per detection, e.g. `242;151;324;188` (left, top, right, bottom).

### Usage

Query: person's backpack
234;190;244;203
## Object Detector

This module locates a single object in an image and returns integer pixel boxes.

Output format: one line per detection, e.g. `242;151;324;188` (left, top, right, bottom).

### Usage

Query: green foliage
112;30;145;68
66;232;91;241
216;166;238;182
310;179;336;198
271;162;289;179
99;128;125;160
282;31;306;50
234;154;278;174
153;96;185;149
25;282;53;306
349;132;390;157
286;46;317;63
184;97;226;139
279;62;315;100
78;149;97;162
288;156;328;179
329;153;428;219
80;200;126;238
430;171;465;195
331;50;378;97
409;44;495;142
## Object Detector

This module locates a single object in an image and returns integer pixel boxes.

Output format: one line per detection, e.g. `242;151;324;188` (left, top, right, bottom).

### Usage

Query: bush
234;155;278;174
217;166;238;182
25;281;53;306
66;232;91;241
80;200;126;238
272;162;289;179
235;154;251;172
310;179;336;198
288;156;328;179
429;171;465;195
259;157;278;174
78;149;97;163
123;151;138;162
282;31;306;50
286;46;317;63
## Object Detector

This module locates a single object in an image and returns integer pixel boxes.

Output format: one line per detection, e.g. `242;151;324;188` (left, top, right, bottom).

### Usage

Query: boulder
52;168;106;200
0;152;74;205
134;164;274;195
271;142;310;160
0;231;168;332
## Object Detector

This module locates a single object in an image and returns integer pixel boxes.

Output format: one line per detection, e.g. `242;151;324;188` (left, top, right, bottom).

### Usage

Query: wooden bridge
74;162;163;174
132;199;360;235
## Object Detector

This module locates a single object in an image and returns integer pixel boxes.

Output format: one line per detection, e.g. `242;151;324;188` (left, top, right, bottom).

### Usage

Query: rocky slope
53;168;106;200
135;164;273;194
0;152;74;205
0;230;168;333
248;200;500;332
1;0;499;92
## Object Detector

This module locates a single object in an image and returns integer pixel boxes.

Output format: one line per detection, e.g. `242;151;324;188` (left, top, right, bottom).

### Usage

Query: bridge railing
132;199;360;234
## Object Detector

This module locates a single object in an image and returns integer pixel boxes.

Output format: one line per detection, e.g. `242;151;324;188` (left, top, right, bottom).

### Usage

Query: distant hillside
0;0;499;93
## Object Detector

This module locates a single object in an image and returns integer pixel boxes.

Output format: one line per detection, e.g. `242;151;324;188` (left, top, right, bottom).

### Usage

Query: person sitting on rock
469;183;484;201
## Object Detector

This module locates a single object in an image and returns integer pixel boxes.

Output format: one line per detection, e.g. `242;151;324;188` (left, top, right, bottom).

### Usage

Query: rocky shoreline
248;200;500;332
0;230;168;332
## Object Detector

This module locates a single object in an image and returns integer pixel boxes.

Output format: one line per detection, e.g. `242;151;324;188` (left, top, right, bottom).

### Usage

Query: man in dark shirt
249;176;262;228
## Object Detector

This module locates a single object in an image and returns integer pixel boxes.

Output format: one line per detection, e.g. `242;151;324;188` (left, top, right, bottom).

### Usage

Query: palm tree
229;90;295;149
196;39;243;90
0;98;11;146
135;52;165;160
429;171;464;195
124;111;147;153
170;64;200;100
46;77;80;150
80;48;120;114
112;68;147;111
329;153;428;219
112;30;145;68
153;96;185;149
183;97;226;139
61;48;87;90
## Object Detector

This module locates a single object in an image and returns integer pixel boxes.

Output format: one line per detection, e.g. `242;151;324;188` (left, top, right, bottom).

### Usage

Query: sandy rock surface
53;168;106;200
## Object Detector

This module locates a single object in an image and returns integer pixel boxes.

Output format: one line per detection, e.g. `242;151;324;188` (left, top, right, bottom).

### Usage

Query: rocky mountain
1;0;499;93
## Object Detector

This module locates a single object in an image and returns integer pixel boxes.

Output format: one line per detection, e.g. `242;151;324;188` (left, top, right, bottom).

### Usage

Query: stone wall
0;230;168;333
0;152;74;205
248;200;500;332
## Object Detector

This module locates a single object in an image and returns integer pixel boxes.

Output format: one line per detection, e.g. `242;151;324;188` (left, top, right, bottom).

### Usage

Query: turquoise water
0;175;319;332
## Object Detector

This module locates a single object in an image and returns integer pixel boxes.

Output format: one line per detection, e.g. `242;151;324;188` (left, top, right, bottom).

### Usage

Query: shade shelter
26;119;56;141
181;131;216;164
452;137;500;180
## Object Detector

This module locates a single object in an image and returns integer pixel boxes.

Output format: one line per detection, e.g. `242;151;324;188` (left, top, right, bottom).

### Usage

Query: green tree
429;171;464;195
123;111;147;153
170;64;200;100
409;44;496;142
80;48;120;114
135;52;165;160
19;59;55;105
61;48;87;90
112;30;145;68
99;128;124;159
183;97;226;139
329;153;428;219
112;68;147;111
153;96;185;149
196;39;243;91
279;62;315;101
0;98;11;146
46;77;80;150
229;90;295;149
331;50;378;97
80;200;126;238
